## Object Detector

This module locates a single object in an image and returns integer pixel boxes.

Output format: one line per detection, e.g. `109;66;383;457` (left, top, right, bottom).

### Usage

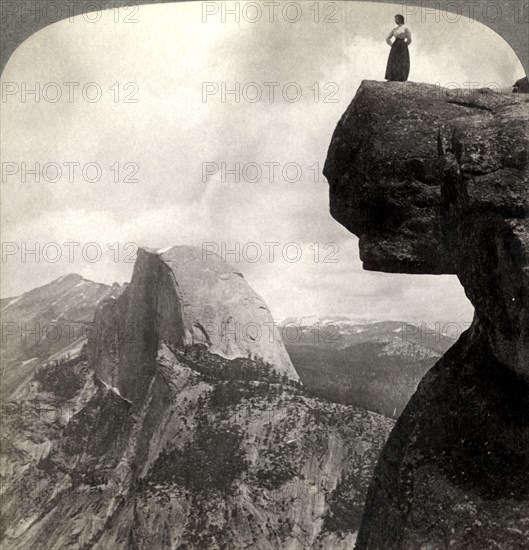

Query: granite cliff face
324;81;526;275
324;81;529;549
1;247;394;549
92;246;299;403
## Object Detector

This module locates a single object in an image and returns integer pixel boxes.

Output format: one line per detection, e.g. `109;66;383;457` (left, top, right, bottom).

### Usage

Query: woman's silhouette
385;15;412;82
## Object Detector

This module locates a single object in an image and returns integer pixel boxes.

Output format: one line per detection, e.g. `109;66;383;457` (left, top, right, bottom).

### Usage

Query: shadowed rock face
513;76;529;93
92;245;299;402
440;102;529;378
324;80;525;274
324;81;529;549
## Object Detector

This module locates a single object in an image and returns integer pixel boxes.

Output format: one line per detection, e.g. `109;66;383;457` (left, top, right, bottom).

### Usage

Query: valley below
0;248;408;550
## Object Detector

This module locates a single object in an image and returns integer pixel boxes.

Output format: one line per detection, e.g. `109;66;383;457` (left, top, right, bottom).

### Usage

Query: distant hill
1;274;111;399
282;317;461;418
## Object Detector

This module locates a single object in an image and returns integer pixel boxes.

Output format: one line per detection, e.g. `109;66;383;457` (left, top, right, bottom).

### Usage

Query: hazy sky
1;1;524;321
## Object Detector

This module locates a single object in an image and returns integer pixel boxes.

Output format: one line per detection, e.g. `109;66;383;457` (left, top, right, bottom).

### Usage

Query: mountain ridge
1;244;394;549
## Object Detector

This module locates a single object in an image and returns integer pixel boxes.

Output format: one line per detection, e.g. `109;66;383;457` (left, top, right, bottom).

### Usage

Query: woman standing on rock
385;14;412;82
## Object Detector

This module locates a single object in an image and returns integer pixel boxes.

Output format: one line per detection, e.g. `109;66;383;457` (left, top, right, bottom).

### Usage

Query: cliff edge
324;80;529;549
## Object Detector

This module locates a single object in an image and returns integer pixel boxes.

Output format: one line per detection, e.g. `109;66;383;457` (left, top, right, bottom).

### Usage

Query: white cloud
1;1;522;322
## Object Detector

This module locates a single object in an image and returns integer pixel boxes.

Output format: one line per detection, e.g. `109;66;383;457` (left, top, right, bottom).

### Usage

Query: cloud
1;1;522;322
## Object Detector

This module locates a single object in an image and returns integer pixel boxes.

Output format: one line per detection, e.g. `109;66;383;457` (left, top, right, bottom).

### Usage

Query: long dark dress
385;38;410;81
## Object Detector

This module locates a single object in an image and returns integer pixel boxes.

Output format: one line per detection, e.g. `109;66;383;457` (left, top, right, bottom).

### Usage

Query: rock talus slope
324;80;529;549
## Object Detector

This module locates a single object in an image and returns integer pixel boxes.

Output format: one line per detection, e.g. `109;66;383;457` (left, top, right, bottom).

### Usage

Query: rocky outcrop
324;81;525;274
324;81;529;549
92;246;299;403
513;76;529;93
